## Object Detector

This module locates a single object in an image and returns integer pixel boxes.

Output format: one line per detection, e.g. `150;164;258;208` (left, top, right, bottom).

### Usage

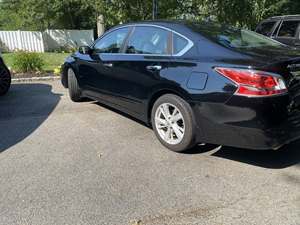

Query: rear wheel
151;94;196;152
67;68;82;102
0;66;11;96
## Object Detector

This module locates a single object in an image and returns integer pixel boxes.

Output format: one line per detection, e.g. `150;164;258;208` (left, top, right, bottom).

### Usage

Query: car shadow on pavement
94;101;151;127
94;101;300;169
0;83;61;153
211;141;300;169
182;144;222;154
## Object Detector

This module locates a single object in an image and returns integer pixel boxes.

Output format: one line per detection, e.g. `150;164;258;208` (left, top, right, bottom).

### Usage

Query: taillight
215;67;287;97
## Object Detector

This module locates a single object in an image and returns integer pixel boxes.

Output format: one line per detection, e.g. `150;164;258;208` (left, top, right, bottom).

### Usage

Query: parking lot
0;81;299;225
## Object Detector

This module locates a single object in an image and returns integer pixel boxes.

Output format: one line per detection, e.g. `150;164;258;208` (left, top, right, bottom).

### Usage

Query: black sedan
0;55;11;96
61;20;300;152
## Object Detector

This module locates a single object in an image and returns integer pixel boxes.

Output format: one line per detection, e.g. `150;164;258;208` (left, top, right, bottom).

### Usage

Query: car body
62;20;300;152
0;55;11;96
255;15;300;48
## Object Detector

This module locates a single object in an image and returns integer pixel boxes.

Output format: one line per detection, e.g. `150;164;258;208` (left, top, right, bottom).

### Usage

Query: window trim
92;24;194;57
270;20;282;37
256;20;277;37
276;19;300;39
123;25;173;55
171;32;192;56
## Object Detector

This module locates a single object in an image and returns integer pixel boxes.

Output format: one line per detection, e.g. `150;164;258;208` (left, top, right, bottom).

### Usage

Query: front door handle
103;63;113;68
146;65;162;71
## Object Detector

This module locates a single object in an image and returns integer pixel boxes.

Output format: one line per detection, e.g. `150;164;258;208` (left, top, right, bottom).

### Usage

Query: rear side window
126;27;170;55
173;34;188;55
256;21;276;36
278;20;300;38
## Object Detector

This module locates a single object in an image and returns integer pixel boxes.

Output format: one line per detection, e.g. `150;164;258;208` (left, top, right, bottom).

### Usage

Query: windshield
188;22;285;49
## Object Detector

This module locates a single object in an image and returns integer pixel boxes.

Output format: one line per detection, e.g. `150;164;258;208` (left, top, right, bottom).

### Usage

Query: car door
96;26;173;117
274;20;300;46
77;27;131;102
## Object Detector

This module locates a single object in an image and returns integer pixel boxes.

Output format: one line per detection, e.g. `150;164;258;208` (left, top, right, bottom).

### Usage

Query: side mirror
79;46;91;55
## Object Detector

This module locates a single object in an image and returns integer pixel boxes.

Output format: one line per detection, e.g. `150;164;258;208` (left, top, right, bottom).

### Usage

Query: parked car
62;20;300;152
0;55;11;96
255;15;300;47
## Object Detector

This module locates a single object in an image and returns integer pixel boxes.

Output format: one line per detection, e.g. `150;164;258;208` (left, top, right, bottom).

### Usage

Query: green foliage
3;53;69;73
53;46;77;54
38;53;69;72
0;0;98;30
0;0;299;31
12;52;44;72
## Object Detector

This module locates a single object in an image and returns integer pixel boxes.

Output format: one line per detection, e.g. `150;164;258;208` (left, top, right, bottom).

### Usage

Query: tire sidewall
67;68;82;101
0;67;11;96
151;94;196;152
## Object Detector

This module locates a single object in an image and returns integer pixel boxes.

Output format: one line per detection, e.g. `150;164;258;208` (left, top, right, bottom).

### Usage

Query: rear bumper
196;114;300;150
266;111;300;149
192;95;300;150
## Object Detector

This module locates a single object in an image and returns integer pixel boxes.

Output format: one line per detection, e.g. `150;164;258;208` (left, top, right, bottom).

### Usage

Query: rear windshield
188;22;285;49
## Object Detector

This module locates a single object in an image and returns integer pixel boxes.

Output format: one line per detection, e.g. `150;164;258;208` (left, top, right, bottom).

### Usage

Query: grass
2;52;70;72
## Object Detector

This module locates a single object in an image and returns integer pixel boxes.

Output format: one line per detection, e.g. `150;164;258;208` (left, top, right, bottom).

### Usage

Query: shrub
12;52;44;73
52;45;77;54
53;66;62;76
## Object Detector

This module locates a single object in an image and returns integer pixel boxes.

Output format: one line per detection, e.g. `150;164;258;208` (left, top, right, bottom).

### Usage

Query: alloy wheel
154;103;185;145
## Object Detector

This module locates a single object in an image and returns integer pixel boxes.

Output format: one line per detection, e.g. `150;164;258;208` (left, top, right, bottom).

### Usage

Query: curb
12;76;60;83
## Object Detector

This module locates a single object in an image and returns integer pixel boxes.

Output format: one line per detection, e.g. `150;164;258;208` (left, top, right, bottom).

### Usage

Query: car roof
130;19;187;25
110;20;225;39
108;20;201;41
263;15;300;21
112;20;190;31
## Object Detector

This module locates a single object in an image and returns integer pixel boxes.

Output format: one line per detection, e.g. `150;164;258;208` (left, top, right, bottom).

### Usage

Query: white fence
0;29;94;52
0;31;44;52
43;29;94;51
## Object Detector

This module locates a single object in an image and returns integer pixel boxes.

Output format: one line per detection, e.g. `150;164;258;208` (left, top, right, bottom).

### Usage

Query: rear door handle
103;63;113;68
146;65;162;71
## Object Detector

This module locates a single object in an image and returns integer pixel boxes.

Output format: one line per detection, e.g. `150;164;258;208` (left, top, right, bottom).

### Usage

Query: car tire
68;68;82;102
0;66;11;96
151;94;196;152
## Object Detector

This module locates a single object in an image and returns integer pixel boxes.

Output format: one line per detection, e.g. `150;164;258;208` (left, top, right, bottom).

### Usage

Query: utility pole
97;15;105;37
152;0;158;20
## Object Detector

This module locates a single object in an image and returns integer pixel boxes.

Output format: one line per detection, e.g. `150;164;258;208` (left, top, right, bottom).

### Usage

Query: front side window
278;20;300;38
126;26;170;55
173;34;189;55
94;28;129;53
256;21;276;36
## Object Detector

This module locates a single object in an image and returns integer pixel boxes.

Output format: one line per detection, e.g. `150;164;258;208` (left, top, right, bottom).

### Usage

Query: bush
12;52;44;73
53;66;62;76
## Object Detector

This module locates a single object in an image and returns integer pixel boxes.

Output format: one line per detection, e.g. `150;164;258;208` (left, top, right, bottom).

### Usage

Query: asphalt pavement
0;81;299;225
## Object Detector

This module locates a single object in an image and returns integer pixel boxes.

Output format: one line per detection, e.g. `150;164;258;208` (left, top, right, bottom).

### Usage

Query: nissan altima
61;20;300;152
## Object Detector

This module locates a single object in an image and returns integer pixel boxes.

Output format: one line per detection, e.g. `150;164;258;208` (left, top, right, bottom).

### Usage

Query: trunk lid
224;45;300;111
257;56;300;111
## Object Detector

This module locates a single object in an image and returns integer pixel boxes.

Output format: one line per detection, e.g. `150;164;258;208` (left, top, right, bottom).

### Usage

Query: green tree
0;0;98;30
0;0;299;31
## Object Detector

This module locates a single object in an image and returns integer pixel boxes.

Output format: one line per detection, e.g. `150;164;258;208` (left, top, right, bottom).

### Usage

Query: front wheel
67;68;82;102
151;94;196;152
0;66;11;96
